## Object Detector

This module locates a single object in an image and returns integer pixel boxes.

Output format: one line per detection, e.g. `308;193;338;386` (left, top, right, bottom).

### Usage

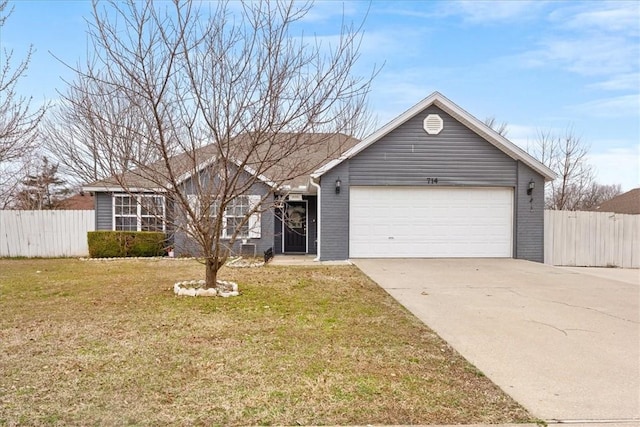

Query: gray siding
515;161;545;262
95;192;113;230
173;194;274;257
174;173;275;258
319;105;547;262
319;161;350;260
350;106;517;186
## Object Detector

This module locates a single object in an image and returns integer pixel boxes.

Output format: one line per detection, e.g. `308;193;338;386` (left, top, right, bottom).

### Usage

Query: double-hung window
114;194;165;232
188;194;261;239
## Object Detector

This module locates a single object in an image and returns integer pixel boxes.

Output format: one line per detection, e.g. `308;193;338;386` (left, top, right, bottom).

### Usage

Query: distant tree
13;156;70;210
484;116;508;137
54;0;375;289
43;79;163;184
579;183;622;210
0;1;47;206
529;128;601;210
483;114;623;211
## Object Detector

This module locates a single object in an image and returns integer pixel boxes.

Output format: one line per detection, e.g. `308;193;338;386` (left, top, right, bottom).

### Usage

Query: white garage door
349;186;513;258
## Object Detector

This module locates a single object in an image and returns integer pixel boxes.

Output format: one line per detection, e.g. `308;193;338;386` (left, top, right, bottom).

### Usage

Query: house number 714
426;178;438;184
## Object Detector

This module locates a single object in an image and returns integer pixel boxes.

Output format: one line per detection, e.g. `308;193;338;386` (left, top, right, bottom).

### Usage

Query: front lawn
0;258;531;425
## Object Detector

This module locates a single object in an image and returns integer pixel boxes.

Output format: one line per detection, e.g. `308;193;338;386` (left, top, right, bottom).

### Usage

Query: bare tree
530;128;597;210
484;116;508;137
43;77;169;184
0;1;47;206
579;183;622;210
483;116;622;211
57;0;375;288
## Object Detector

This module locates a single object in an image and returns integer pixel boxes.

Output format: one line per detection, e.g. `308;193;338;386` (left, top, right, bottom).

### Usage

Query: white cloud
568;94;640;118
438;0;546;24
551;2;640;36
518;35;637;77
589;73;640;91
589;144;640;191
515;2;639;95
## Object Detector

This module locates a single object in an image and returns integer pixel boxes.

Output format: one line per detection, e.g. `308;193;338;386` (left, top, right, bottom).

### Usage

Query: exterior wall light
527;180;535;196
335;178;341;194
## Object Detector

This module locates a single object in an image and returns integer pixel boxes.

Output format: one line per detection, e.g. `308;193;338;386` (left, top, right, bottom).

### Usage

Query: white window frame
187;194;261;239
113;194;166;232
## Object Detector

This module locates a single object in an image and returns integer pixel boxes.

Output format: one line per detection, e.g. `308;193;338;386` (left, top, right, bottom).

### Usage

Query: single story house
84;92;556;262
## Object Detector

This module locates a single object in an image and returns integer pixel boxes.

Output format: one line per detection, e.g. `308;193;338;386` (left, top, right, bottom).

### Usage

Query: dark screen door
284;202;306;252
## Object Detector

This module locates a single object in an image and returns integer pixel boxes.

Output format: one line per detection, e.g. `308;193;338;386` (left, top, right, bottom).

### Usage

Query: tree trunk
205;258;218;289
204;256;227;289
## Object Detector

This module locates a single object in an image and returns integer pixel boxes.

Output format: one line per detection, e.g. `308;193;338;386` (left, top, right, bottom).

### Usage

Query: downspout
310;176;321;261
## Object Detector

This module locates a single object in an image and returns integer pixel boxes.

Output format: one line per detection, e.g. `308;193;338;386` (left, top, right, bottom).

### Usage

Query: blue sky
2;0;639;190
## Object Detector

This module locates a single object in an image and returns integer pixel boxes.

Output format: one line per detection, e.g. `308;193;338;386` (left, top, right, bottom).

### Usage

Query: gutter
310;176;322;261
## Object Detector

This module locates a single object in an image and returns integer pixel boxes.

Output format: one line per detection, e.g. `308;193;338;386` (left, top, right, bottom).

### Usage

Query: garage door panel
349;187;513;258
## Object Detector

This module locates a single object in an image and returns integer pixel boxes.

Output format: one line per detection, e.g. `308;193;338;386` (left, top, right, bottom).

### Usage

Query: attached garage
313;92;557;263
349;186;513;258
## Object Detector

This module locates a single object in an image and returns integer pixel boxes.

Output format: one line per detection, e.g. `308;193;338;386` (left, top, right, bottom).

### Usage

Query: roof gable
313;92;557;181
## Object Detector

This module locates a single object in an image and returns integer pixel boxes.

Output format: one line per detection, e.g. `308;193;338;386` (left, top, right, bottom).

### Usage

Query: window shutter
187;194;199;216
248;195;261;238
186;195;199;233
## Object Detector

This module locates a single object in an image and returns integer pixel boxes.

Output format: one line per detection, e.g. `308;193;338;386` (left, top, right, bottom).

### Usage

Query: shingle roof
58;193;95;210
84;133;360;193
594;188;640;214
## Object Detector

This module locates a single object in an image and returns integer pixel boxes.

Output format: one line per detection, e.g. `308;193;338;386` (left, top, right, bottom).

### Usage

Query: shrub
87;231;166;258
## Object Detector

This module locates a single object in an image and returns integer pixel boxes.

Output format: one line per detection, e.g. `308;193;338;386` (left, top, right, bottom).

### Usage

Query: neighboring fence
0;210;95;257
545;210;639;268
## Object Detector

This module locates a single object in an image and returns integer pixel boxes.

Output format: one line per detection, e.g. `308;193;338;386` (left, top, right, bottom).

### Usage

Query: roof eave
82;186;167;193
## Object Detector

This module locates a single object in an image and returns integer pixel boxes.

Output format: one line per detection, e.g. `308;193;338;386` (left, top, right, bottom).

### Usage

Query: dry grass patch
0;258;531;425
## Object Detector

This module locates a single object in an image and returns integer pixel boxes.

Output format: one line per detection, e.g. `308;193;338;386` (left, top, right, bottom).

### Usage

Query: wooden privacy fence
0;210;95;257
545;210;639;268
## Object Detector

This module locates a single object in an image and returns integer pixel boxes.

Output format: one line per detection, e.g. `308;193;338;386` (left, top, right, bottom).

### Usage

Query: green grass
0;258;532;425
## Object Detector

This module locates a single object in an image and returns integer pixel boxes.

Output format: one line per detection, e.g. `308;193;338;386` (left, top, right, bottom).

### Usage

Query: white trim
187;194;261;240
112;193;166;232
233;159;278;188
85;186;166;193
282;199;308;253
247;195;262;239
312;92;557;181
423;114;443;135
310;177;321;261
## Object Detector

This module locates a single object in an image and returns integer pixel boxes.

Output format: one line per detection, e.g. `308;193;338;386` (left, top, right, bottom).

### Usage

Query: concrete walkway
353;259;640;424
268;255;352;266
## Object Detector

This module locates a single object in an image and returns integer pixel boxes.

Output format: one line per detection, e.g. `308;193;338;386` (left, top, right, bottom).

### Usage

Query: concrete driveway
353;258;640;424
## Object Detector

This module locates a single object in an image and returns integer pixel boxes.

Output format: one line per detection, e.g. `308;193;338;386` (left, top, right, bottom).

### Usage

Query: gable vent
423;114;443;135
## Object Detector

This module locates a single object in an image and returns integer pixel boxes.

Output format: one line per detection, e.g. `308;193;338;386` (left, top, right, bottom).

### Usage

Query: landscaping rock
173;279;240;298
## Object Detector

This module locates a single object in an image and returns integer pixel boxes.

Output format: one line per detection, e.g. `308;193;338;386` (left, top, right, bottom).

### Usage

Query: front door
283;201;307;253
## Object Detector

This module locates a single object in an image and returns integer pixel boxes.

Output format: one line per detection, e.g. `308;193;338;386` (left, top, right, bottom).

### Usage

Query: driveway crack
507;289;639;324
529;320;568;336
